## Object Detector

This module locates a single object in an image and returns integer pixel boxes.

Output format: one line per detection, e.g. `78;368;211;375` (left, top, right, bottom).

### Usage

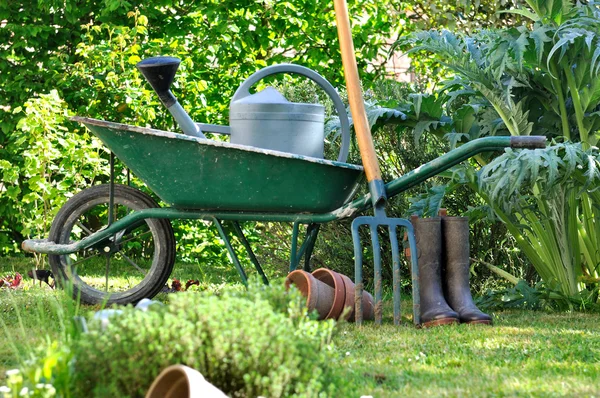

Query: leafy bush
361;0;600;302
476;280;600;312
0;0;402;257
0;91;108;263
71;282;339;397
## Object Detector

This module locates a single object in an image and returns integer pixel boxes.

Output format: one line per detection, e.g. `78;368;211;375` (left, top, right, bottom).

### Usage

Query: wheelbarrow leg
290;222;301;272
212;218;248;286
230;221;269;285
303;223;320;272
289;222;320;272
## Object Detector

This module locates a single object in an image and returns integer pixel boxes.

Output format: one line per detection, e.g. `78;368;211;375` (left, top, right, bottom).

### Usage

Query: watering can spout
137;57;206;139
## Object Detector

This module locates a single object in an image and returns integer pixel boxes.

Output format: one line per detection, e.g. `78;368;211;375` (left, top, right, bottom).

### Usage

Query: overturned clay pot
145;364;226;398
361;289;375;321
285;269;375;322
335;272;374;321
311;268;346;320
285;270;335;320
337;273;356;321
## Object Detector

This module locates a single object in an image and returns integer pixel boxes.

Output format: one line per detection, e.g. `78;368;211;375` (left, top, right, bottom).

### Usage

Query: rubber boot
414;217;459;327
441;217;492;325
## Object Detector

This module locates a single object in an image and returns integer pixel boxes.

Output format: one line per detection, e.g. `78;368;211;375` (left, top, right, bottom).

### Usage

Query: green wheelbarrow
21;115;544;317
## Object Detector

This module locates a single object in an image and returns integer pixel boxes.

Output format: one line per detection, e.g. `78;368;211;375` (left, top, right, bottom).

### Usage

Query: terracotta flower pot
285;270;335;320
361;289;375;321
311;268;346;320
145;365;226;398
337;273;356;321
336;273;374;322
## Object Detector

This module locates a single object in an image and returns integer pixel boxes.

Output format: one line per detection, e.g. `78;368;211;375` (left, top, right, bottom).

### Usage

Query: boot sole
422;318;459;328
464;320;493;325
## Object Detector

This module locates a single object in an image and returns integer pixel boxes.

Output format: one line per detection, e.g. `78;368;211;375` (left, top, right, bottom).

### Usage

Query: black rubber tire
48;184;175;305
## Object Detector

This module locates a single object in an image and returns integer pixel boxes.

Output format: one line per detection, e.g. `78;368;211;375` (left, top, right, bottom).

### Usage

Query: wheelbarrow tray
72;117;364;213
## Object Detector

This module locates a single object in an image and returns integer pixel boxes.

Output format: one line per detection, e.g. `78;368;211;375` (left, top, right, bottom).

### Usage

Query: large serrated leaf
530;24;553;64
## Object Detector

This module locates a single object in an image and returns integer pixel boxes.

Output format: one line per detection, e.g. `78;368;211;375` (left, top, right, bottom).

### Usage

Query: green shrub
71;282;339;397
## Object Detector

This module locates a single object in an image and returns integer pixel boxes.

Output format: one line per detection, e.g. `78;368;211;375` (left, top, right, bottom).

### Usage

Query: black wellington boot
441;217;492;325
414;217;459;327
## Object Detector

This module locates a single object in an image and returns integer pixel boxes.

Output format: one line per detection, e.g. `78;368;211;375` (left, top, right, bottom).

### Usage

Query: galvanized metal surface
196;123;231;135
231;87;326;158
230;64;351;162
231;85;324;158
72;117;363;213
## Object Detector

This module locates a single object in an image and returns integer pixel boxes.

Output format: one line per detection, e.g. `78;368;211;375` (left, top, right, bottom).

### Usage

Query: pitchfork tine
389;226;401;325
335;0;421;326
370;224;383;325
352;215;421;326
351;218;364;325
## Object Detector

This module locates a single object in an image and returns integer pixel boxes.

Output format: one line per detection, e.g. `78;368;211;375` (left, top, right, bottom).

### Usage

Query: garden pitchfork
334;0;420;326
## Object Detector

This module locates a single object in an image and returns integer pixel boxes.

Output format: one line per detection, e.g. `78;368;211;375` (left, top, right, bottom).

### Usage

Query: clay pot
285;270;335;320
335;274;374;322
311;268;346;320
328;272;354;321
360;289;375;321
145;365;226;398
285;269;375;322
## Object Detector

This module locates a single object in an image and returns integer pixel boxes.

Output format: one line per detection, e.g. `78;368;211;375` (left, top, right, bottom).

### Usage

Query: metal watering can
137;58;350;163
230;64;350;162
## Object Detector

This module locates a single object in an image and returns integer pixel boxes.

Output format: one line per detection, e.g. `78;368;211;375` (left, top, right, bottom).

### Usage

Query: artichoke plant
365;0;600;301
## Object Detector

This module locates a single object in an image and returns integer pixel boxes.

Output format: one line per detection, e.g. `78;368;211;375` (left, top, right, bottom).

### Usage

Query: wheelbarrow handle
510;136;547;148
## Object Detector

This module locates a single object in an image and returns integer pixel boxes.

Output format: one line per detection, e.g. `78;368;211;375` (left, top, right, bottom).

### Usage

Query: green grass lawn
333;309;600;397
2;257;600;397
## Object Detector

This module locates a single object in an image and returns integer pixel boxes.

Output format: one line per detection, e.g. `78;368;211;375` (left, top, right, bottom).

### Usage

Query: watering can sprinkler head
137;57;206;139
136;56;180;108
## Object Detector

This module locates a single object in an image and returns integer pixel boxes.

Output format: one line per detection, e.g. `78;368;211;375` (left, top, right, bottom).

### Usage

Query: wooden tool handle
333;0;382;184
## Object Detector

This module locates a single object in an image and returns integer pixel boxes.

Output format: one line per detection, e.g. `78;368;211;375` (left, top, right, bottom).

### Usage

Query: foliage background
0;0;401;257
1;0;532;294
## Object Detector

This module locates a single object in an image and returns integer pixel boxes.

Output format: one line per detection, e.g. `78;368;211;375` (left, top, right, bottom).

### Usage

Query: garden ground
1;258;599;397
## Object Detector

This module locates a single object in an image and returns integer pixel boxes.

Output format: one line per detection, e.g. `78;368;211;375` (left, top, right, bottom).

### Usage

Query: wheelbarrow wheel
48;184;175;305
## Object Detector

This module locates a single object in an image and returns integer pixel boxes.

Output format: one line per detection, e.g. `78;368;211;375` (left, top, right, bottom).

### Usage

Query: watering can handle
333;0;385;206
231;64;351;163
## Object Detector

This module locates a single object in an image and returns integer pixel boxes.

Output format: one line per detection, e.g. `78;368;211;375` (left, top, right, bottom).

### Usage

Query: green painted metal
22;135;531;257
352;212;420;326
384;137;546;198
72;117;364;213
290;222;301;272
230;221;269;285
302;224;320;271
212;218;248;285
289;222;320;272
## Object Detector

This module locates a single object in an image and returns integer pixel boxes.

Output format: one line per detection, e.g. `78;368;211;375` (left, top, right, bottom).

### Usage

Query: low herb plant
71;280;339;397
